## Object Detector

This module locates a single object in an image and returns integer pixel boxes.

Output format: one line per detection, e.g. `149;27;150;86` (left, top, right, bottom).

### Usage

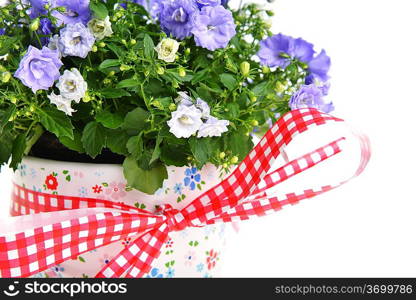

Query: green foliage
0;1;306;193
123;156;168;195
81;122;107;158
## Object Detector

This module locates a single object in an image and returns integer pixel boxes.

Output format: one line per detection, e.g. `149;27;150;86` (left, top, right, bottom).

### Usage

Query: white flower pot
12;156;235;278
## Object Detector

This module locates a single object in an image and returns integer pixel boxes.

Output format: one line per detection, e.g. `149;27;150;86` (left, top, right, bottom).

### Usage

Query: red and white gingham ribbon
0;108;371;278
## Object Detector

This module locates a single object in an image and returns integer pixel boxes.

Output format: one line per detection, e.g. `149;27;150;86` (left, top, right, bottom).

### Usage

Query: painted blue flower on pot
184;167;201;190
173;183;183;194
165;267;175;278
146;268;164;278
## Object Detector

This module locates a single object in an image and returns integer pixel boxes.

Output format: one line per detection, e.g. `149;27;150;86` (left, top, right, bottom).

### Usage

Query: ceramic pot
11;156;235;278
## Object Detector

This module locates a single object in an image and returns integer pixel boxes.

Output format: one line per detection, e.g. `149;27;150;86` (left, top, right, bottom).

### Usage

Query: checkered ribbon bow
0;108;370;278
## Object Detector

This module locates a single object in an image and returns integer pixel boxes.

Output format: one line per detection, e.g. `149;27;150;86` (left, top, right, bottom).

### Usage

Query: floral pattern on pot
12;156;236;278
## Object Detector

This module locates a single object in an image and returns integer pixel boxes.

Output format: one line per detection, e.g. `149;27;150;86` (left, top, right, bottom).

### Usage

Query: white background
1;0;416;277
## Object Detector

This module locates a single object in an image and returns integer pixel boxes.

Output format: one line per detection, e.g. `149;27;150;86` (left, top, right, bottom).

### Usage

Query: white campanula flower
168;92;230;138
47;34;63;57
59;23;95;58
88;16;113;41
167;105;203;138
196;98;210;118
155;38;180;63
0;0;10;8
175;92;210;118
175;91;194;106
48;92;76;116
56;68;87;103
197;116;229;138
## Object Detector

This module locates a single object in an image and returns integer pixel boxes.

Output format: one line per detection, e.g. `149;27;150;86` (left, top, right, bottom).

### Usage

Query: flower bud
98;42;106;48
91;45;98;52
219;152;226;159
169;103;177;111
275;81;286;93
119;64;131;71
156;66;165;75
240;61;250;77
130;39;137;45
230;156;239;164
1;71;11;83
250;95;257;103
222;163;228;168
178;67;186;77
185;48;191;55
108;71;115;76
29;18;40;32
262;66;270;74
251;120;259;126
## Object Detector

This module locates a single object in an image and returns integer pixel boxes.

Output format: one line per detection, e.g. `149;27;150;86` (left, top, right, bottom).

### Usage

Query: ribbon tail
0;208;163;278
96;223;170;278
206;133;370;224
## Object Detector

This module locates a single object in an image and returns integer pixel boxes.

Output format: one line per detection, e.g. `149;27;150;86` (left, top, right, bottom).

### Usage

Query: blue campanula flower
51;0;91;25
192;5;236;51
306;49;331;82
159;0;199;40
59;23;95;58
257;33;314;68
289;84;334;113
258;33;331;82
14;46;63;93
195;0;220;8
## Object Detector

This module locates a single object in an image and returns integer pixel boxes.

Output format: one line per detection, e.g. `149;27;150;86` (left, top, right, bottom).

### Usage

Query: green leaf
143;34;155;59
122;107;150;135
10;134;26;170
100;88;131;99
116;78;139;89
189;137;213;166
89;2;109;19
0;131;13;168
105;129;130;155
81;122;106;158
96;111;124;129
149;136;163;165
38;107;74;139
0;105;15;135
160;144;188;167
59;131;85;153
252;81;270;96
220;73;237;90
126;135;144;160
107;43;124;58
0;36;19;56
226;129;254;161
123;156;168;194
99;59;120;70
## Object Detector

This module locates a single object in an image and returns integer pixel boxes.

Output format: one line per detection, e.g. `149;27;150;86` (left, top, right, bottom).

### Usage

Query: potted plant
0;0;334;278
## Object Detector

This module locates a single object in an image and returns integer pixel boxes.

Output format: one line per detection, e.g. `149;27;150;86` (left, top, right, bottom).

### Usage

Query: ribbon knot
156;204;189;232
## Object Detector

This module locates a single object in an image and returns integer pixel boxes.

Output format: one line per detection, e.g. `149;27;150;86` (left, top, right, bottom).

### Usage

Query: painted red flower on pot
206;249;219;270
45;174;58;190
92;185;103;194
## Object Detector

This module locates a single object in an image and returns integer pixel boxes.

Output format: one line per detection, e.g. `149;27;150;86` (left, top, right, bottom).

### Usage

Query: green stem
24;124;44;155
